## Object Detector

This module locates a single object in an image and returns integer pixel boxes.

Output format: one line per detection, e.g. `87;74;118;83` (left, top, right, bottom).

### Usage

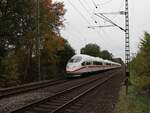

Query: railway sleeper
39;104;61;109
64;108;76;113
58;97;71;101
39;104;55;108
31;107;51;113
47;99;64;104
59;96;71;100
50;100;67;104
45;103;61;108
69;105;81;109
24;111;35;113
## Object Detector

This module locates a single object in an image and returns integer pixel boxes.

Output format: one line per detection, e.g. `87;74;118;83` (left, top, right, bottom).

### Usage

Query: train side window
73;56;82;63
93;61;102;65
96;62;99;65
98;62;102;65
69;59;74;63
86;62;91;65
90;61;93;65
93;61;97;65
82;62;86;66
106;63;111;66
69;56;82;63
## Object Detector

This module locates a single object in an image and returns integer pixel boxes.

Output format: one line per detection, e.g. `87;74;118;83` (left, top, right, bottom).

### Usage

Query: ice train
66;54;121;77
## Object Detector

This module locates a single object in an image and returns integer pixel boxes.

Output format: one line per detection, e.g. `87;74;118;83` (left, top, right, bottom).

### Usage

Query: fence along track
10;71;117;113
0;79;67;99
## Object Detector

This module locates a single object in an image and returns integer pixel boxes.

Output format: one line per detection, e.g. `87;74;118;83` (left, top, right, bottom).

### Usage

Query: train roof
73;54;104;62
71;54;121;65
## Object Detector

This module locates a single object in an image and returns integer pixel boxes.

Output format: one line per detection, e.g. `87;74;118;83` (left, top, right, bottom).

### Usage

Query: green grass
114;86;150;113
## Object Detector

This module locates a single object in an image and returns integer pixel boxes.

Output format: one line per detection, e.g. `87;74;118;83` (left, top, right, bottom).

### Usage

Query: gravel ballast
0;70;116;113
65;68;124;113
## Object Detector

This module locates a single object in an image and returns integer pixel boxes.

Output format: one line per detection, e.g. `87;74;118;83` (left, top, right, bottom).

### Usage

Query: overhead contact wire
67;0;92;26
78;0;98;24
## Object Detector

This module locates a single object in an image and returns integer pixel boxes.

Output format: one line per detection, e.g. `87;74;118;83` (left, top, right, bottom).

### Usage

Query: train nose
66;63;77;72
66;63;72;69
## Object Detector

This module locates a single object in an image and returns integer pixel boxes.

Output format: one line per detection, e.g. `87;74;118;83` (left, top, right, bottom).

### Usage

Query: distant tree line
80;43;113;60
0;0;75;87
130;32;150;91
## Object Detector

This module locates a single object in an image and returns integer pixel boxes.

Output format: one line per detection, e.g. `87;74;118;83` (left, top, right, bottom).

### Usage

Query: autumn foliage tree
0;0;37;85
131;32;150;91
0;0;74;87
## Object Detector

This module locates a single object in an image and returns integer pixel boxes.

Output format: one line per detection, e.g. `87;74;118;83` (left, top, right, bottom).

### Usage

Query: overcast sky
55;0;150;60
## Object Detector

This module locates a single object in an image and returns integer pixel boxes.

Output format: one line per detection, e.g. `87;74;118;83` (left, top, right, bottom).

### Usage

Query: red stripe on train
66;65;106;73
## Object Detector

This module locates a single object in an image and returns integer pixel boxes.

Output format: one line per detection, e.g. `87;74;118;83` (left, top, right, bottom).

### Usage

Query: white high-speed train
66;54;121;77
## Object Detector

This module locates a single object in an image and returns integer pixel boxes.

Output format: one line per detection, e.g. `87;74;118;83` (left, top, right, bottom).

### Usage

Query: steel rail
51;74;114;113
10;71;118;113
0;79;67;99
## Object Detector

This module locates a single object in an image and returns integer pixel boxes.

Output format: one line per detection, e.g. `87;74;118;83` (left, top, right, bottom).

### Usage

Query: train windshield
69;56;82;63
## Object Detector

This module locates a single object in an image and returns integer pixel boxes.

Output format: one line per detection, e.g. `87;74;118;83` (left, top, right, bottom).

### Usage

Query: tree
100;50;113;60
57;39;75;70
81;43;101;57
0;0;37;85
134;32;150;76
80;43;114;60
0;0;67;86
38;0;66;79
131;32;150;90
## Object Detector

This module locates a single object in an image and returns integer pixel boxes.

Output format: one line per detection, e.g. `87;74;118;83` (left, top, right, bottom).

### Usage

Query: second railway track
10;71;118;113
0;79;68;99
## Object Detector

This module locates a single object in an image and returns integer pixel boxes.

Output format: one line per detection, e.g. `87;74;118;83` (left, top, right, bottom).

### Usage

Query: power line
96;11;125;15
99;0;113;6
106;0;124;20
67;0;113;46
67;0;101;35
93;28;114;47
78;0;98;24
78;0;91;16
62;21;89;47
77;0;124;47
95;13;125;32
83;0;93;10
77;1;114;44
64;24;105;51
91;0;98;8
78;0;110;32
67;0;92;26
69;23;88;41
88;25;115;28
111;1;124;20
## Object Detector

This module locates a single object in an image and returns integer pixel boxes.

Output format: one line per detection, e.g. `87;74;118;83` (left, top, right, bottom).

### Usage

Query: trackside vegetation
81;43;113;60
130;32;150;90
114;32;150;113
114;86;150;113
0;0;75;87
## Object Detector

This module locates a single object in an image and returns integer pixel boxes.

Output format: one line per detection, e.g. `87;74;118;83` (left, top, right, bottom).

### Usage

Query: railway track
0;79;68;99
10;71;117;113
